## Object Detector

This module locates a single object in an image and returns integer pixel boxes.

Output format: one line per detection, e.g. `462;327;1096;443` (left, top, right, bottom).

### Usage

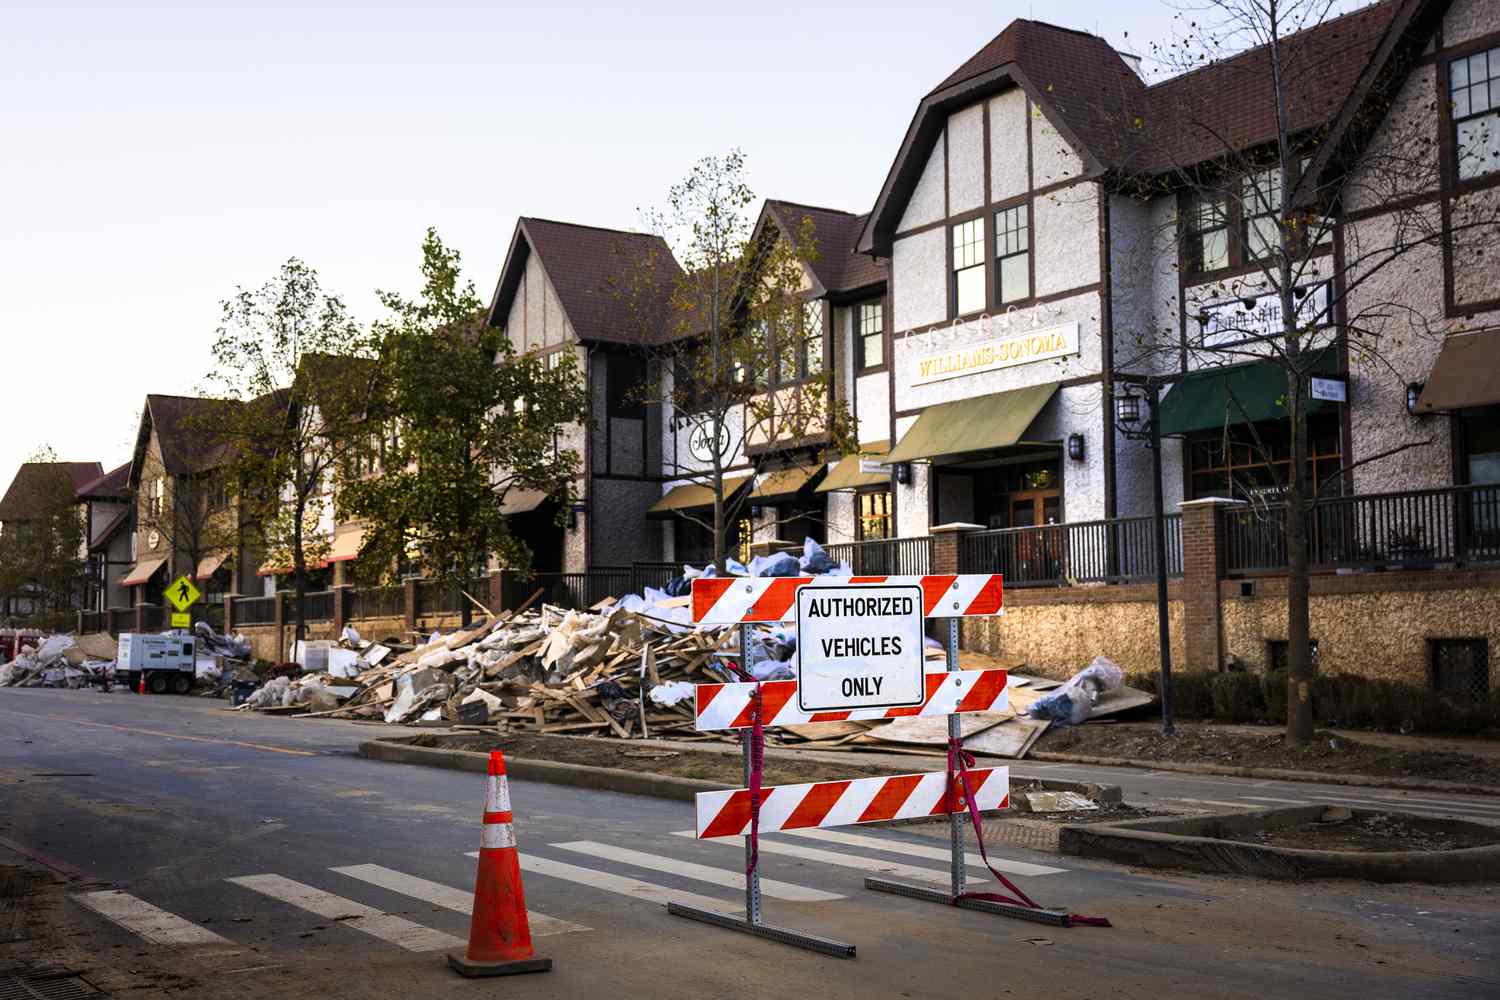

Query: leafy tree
0;446;86;627
628;151;856;572
338;229;589;626
204;259;376;641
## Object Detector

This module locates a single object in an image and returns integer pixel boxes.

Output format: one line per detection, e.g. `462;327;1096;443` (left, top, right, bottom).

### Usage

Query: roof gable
487;218;684;347
760;200;887;296
0;462;100;521
858;4;1408;256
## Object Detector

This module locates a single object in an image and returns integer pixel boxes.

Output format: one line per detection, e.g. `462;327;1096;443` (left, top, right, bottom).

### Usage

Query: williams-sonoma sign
911;320;1079;386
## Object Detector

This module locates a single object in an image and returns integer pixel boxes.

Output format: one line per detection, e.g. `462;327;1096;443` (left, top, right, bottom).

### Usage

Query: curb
357;737;1119;814
358;739;730;801
1029;750;1500;798
1058;805;1500;883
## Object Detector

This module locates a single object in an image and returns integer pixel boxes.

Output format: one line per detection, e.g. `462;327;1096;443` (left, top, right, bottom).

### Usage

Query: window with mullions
1242;169;1282;260
951;218;985;316
994;204;1030;304
856;489;893;541
802;300;824;377
1186;414;1343;501
1188;193;1230;272
857;300;884;370
1452;46;1500;180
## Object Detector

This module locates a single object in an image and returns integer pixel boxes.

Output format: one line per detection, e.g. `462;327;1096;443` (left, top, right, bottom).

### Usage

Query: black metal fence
80;611;106;634
140;604;164;630
347;585;403;621
296;591;336;622
1225;483;1500;574
959;514;1184;586
232;595;278;625
825;536;933;576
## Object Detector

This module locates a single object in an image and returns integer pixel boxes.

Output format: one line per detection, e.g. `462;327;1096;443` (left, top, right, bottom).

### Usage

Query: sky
0;0;1356;485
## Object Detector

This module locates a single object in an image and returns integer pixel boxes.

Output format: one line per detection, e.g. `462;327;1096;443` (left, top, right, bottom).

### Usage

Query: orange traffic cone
447;751;552;978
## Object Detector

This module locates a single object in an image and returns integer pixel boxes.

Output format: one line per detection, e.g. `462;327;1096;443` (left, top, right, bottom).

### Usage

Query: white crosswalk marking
330;863;588;936
74;890;230;946
551;841;843;901
227;874;463;952
464;852;739;912
1373;795;1500;814
671;831;990;885
780;828;1065;877
1241;795;1311;805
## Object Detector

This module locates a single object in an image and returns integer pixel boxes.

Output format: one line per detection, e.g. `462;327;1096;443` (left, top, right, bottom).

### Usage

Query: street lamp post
1115;380;1176;737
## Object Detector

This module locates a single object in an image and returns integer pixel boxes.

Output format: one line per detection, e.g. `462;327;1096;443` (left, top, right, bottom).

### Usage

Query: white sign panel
795;584;925;712
857;458;889;475
911;320;1079;386
1310;376;1347;403
1196;283;1330;347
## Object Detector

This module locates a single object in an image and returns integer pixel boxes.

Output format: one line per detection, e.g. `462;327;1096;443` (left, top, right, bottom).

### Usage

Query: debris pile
243;592;740;739
0;634;115;688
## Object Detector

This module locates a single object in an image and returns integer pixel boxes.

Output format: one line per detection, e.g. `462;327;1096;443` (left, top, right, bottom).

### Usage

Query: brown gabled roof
76;461;130;501
860;2;1408;256
1138;0;1401;173
0;462;101;521
487;218;684;347
136;394;247;480
762;201;887;295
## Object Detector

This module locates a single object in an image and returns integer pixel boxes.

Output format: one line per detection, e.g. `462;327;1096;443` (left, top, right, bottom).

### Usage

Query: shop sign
910;320;1078;386
1194;282;1330;348
687;419;731;463
1310;376;1347;403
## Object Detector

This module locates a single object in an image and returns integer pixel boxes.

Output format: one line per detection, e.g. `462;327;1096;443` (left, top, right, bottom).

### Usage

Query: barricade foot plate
446;953;553;978
666;902;856;959
864;877;1071;927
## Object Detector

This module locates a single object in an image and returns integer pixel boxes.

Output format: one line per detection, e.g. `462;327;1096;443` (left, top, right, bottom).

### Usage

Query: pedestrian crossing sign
165;575;201;613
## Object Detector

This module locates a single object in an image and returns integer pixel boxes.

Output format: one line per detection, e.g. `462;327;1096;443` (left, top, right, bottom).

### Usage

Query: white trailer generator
118;632;197;695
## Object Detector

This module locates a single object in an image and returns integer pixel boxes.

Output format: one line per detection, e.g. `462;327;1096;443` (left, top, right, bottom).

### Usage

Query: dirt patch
399;732;916;786
1223;811;1500;853
1038;722;1500;786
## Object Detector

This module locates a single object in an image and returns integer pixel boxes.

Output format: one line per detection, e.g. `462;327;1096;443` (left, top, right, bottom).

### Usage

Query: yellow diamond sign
164;575;201;613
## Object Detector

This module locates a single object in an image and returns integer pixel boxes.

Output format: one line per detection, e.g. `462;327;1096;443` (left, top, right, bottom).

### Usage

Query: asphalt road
2;686;1496;999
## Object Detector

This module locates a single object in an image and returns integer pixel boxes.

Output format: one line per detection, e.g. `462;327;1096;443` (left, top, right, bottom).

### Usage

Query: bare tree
621;151;856;572
1106;0;1500;741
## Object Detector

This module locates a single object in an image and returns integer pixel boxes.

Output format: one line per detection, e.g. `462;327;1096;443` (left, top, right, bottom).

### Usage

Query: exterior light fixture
1067;433;1086;461
1406;382;1425;416
568;500;587;530
894;462;912;485
1115;392;1142;426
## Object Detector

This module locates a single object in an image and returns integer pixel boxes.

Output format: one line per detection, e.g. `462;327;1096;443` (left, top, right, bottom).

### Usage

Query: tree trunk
1284;343;1315;745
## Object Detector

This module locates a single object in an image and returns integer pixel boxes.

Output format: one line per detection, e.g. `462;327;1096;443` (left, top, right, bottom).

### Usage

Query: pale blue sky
0;1;1342;482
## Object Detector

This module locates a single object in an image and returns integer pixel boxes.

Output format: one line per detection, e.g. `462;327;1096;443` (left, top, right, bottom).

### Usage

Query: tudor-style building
843;0;1498;553
487;218;681;573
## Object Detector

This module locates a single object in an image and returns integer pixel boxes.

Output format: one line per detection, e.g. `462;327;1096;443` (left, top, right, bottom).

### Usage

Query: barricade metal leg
669;623;856;959
864;616;1069;928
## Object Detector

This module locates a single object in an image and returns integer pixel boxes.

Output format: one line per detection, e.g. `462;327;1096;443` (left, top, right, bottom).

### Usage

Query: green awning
816;441;892;493
885;383;1058;464
749;464;823;501
1158;354;1340;436
647;475;752;516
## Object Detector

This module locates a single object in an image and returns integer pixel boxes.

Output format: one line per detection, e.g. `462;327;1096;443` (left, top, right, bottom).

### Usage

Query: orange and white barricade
668;572;1108;957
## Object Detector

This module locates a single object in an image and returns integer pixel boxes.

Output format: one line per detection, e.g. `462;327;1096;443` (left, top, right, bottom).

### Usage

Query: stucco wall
1030;104;1083;188
900;136;947;232
1033;184;1100;297
1444;0;1499;43
891;228;947;333
855;372;890;446
989;89;1028;203
947;104;985;215
896;459;930;536
825;491;856;545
